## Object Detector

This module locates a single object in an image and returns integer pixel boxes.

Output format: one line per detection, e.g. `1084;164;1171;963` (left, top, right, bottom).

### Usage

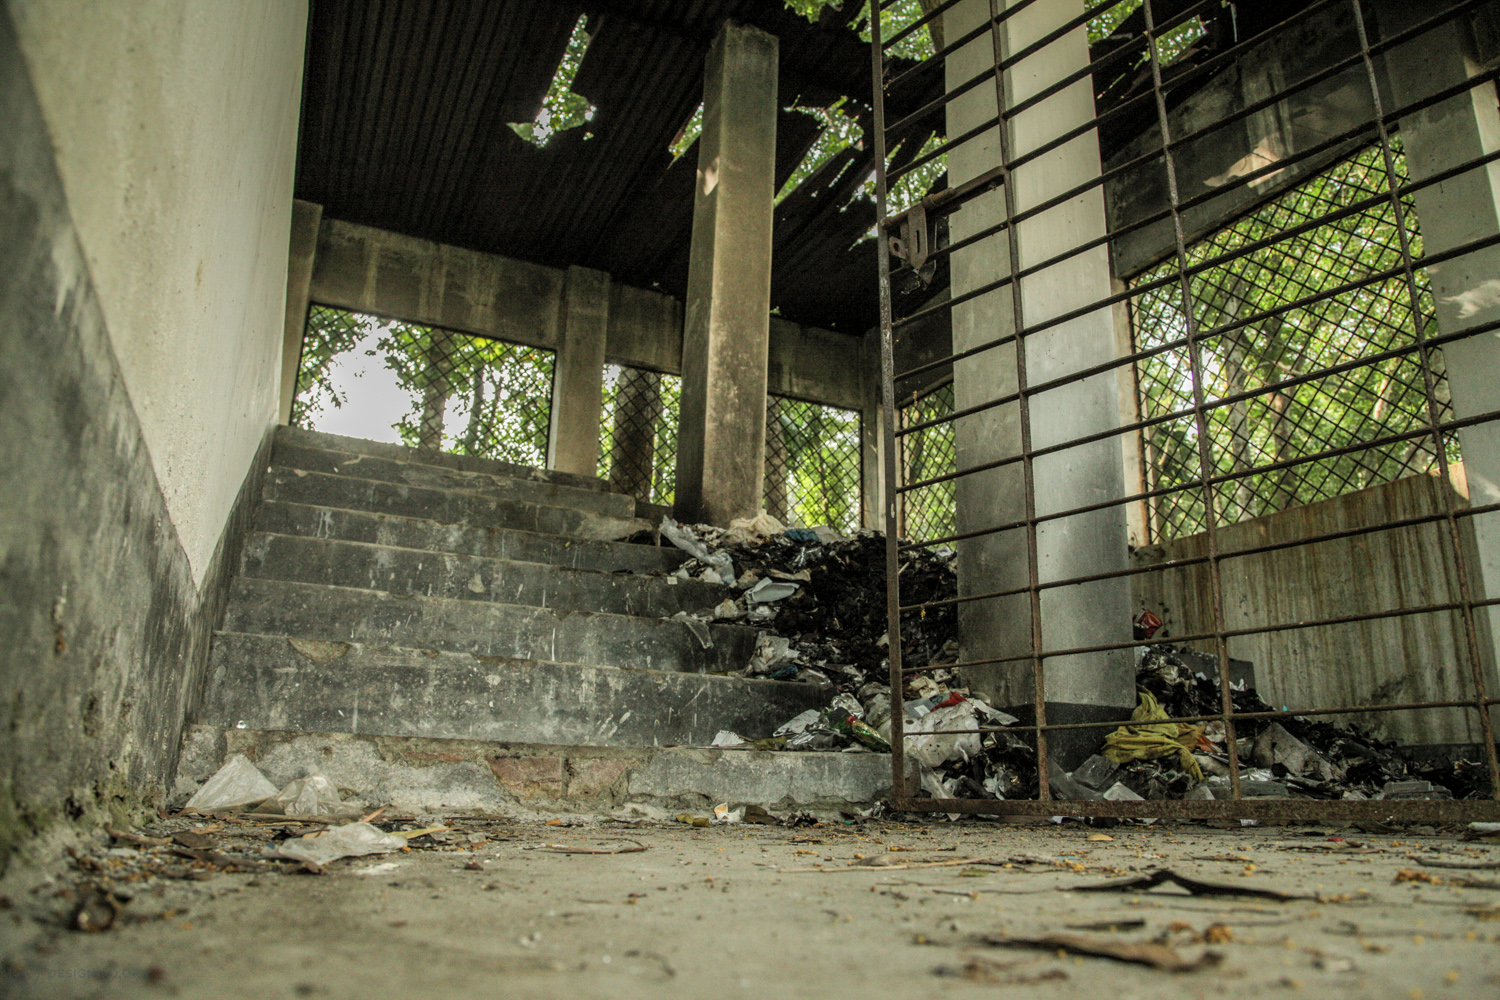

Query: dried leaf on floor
977;933;1223;972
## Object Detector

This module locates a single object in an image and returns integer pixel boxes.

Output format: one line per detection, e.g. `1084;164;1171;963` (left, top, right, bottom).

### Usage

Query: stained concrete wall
307;217;874;412
0;9;280;863
1132;474;1487;747
8;0;307;583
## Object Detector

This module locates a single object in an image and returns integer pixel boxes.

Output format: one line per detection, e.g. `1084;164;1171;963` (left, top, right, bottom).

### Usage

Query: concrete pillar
547;265;610;476
608;366;662;500
278;199;322;424
943;0;1134;764
1380;5;1500;712
675;20;778;525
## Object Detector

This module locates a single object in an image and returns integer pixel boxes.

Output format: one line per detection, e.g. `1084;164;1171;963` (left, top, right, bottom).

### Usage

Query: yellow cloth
1100;690;1204;780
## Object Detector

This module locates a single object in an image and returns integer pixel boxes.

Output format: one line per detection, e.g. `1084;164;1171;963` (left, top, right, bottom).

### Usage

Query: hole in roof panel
510;15;597;147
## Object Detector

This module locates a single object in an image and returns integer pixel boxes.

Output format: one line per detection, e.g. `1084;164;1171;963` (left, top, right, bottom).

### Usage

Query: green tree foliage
1131;141;1455;541
767;397;864;532
292;306;374;426
598;365;682;506
511;15;595;146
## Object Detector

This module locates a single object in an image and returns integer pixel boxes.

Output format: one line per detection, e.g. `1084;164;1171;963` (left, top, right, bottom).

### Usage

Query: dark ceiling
295;0;944;335
294;1;1305;337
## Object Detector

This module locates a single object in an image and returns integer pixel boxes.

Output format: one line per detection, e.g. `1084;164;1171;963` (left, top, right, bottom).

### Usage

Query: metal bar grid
871;0;1500;819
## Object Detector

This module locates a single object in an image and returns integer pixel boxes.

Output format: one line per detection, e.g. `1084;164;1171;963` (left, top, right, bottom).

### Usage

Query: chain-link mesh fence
294;305;555;466
1130;141;1457;543
598;364;681;506
764;395;863;533
897;381;957;543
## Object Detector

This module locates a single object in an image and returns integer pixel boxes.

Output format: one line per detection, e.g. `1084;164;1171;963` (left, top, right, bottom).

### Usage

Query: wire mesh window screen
764;396;863;533
294;305;555;466
598;364;681;505
897;381;956;542
1130;141;1457;543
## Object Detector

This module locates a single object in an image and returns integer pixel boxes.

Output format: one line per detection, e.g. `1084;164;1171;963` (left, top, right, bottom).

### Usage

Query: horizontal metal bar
894;798;1500;820
898;498;1500;615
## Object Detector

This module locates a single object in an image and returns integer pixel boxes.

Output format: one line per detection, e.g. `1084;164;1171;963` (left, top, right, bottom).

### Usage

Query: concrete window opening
764;395;864;532
294;305;555;465
1129;140;1458;543
598;363;682;505
871;0;1500;822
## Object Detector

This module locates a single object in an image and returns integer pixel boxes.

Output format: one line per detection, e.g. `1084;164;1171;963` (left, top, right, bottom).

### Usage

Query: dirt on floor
2;812;1499;999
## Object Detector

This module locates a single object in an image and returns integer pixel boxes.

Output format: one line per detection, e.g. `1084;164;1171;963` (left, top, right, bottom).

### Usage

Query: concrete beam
675;21;779;525
547;265;610;476
944;0;1134;765
279;199;322;424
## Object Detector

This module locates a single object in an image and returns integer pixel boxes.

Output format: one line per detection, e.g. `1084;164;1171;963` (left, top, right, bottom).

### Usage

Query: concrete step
254;500;686;574
177;723;898;815
222;577;757;674
272;437;637;520
240;532;721;618
276;425;612;494
204;631;829;747
264;468;648;541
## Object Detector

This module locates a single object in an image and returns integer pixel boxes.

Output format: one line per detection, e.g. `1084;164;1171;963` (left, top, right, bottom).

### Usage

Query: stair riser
264;470;646;541
272;441;635;519
254;501;685;574
223;579;756;674
241;533;720;618
204;634;829;747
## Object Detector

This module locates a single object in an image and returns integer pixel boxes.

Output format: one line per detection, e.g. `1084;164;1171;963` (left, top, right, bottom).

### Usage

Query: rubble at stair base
653;515;1491;805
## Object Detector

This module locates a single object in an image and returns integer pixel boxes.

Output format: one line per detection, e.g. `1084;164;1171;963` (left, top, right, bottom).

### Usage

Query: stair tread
275;425;613;493
265;468;650;541
255;499;685;573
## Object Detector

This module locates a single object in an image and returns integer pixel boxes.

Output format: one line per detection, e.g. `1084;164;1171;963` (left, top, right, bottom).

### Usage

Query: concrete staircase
186;427;892;815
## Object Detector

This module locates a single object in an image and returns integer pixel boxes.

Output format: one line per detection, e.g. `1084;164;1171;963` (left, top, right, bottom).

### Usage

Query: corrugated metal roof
296;0;934;335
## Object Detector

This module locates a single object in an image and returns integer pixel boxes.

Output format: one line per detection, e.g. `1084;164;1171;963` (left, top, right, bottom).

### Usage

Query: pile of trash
659;514;956;692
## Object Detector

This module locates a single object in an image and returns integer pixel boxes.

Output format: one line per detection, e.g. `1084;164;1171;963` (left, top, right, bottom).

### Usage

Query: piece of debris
272;821;408;867
70;888;123;932
535;840;647;855
1076;869;1307;901
976;933;1223;972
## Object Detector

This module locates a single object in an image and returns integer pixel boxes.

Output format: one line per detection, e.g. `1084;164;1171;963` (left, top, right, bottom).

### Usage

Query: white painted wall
8;0;307;582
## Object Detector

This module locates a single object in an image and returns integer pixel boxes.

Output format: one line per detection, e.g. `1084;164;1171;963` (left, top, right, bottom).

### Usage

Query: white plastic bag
273;822;407;867
263;774;363;819
905;701;981;768
183;754;278;811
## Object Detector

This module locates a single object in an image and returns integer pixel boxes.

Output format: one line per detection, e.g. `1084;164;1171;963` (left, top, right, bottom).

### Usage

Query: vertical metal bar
1348;0;1500;796
871;4;910;805
983;0;1050;798
1141;0;1243;800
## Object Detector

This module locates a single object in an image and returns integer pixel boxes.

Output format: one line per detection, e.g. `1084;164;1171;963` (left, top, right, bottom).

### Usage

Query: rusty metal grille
598;364;681;505
871;0;1500;822
1131;141;1457;542
764;395;864;533
294;305;554;466
898;380;957;541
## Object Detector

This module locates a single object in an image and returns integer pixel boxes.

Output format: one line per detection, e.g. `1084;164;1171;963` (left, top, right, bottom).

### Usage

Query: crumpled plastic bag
184;754;279;811
724;512;785;546
660;517;734;585
746;633;798;677
273;822;408;867
905;700;981;768
1100;690;1204;780
261;774;363;819
745;578;799;604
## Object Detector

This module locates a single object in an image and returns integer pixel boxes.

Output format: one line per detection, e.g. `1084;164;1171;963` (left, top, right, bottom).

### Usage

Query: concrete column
1380;5;1500;708
944;0;1134;764
547;265;610;476
675;20;778;525
608;366;662;500
278;199;323;424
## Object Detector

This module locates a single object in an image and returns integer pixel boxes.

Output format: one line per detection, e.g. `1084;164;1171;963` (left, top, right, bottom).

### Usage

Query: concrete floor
3;816;1499;999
